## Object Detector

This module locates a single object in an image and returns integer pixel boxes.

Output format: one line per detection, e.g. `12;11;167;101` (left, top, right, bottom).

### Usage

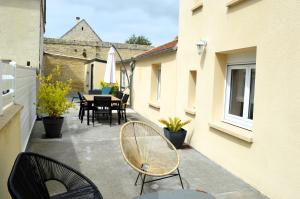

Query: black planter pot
43;117;64;138
163;128;187;149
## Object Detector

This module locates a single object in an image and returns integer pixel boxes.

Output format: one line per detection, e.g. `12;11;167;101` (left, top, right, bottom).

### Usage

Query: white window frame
224;63;255;130
157;67;161;101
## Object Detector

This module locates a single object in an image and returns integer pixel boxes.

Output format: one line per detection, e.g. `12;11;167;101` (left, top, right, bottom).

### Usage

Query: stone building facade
61;19;102;42
44;19;151;91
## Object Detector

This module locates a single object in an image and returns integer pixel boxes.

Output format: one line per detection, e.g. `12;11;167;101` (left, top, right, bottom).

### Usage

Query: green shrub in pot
159;117;191;149
37;66;74;138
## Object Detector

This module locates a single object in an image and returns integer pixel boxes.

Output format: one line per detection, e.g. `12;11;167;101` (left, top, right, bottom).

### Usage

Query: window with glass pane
157;68;161;101
248;69;255;119
121;71;126;88
224;64;256;129
229;69;246;117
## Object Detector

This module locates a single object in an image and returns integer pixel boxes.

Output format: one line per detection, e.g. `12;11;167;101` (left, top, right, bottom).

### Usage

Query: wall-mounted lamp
196;39;207;55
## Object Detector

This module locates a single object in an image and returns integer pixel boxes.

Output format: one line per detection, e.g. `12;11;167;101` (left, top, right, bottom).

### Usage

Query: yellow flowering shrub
99;80;119;95
37;66;74;118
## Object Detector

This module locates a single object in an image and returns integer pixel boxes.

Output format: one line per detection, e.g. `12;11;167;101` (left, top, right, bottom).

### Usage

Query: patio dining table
83;94;121;125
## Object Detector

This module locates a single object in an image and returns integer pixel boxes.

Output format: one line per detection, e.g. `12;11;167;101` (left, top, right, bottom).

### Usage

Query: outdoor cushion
101;87;111;94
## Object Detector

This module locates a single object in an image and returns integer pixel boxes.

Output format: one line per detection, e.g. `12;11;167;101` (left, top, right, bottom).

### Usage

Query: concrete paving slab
27;107;268;199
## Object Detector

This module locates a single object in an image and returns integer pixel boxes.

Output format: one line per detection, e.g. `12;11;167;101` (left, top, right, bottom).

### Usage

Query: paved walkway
27;107;268;199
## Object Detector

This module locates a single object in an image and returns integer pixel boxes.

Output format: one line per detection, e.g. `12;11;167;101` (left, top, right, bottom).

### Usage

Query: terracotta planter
43;117;64;138
163;128;187;149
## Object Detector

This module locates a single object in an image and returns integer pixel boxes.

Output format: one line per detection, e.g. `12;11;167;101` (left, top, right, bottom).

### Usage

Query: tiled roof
135;39;178;59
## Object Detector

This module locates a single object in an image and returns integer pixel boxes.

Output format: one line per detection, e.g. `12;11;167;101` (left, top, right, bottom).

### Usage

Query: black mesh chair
8;152;103;199
120;94;129;122
92;96;112;126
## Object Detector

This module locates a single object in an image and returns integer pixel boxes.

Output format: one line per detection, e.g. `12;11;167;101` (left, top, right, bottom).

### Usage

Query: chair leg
124;109;127;122
135;173;141;186
117;110;121;124
140;174;146;195
109;113;112;126
78;106;82;118
177;168;184;189
80;110;84;123
92;110;95;126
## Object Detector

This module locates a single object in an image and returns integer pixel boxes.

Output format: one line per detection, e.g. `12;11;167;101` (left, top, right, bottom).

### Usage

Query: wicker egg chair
120;121;184;195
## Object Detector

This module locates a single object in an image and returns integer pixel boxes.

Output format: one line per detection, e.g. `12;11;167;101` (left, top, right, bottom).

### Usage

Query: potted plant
159;117;191;149
37;66;74;138
99;80;119;95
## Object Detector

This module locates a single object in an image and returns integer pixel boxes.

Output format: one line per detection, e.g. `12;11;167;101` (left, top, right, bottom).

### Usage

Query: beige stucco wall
131;53;177;126
84;61;107;92
175;0;300;198
0;0;44;68
85;61;128;92
0;105;22;199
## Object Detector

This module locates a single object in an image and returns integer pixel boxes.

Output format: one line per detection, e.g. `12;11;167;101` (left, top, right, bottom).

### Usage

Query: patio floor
27;107;268;199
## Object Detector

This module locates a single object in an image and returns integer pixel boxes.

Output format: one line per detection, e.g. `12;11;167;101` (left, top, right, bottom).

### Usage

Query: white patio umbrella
104;47;116;84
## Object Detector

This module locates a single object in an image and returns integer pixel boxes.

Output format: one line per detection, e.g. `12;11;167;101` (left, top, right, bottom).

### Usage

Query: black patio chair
8;152;103;199
114;91;124;100
88;89;102;95
92;96;112;126
111;91;123;112
119;94;129;122
78;92;94;124
78;92;86;119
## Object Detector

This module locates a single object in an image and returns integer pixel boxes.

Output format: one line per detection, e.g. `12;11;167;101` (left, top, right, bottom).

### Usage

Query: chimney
76;17;80;24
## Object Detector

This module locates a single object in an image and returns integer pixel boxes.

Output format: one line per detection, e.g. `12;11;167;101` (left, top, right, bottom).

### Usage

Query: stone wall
43;38;152;91
44;54;87;91
44;38;152;61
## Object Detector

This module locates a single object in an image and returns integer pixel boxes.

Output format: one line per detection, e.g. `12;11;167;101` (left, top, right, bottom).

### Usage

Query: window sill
191;2;203;12
148;101;160;109
0;104;23;131
185;107;196;116
226;0;247;7
209;121;253;143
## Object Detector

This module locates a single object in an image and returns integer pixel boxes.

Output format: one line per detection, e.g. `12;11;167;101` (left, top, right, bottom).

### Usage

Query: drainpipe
129;58;136;107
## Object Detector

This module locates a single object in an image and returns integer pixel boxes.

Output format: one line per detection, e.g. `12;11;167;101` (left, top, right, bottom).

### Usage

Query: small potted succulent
37;66;74;138
159;117;191;149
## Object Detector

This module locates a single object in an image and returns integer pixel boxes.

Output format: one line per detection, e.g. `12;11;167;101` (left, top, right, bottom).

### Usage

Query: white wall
0;0;43;68
15;66;37;150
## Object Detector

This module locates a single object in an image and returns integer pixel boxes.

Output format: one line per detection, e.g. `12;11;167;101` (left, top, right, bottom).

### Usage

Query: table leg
87;110;90;125
118;109;121;124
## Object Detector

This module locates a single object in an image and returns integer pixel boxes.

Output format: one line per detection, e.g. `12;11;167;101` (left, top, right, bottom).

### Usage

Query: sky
45;0;179;46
